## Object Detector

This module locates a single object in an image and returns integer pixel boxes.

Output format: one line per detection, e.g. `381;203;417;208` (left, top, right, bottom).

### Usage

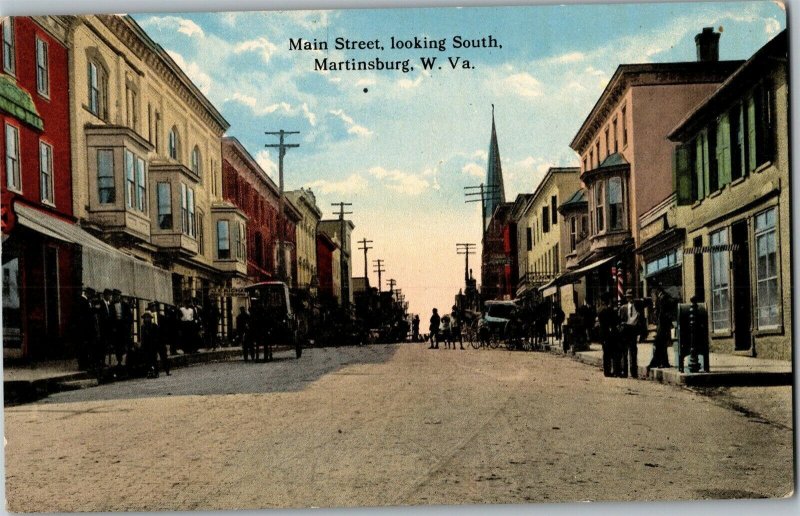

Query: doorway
731;221;751;351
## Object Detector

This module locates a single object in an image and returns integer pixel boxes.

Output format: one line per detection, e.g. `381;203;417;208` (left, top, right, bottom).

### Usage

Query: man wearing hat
140;311;160;378
617;288;642;378
647;283;674;374
110;289;133;367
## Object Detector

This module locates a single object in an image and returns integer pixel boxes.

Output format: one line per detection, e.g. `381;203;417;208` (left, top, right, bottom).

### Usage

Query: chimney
695;27;720;62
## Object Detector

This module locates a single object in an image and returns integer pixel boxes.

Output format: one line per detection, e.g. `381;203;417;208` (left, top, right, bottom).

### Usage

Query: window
622;105;628;146
5;124;20;191
157;182;172;229
39;141;53;204
542;205;549;233
97;149;115;203
569;217;577;251
35;37;48;96
2;18;14;74
595;141;600;165
645;250;683;277
168;127;179;160
187;187;195;237
730;102;746;181
125;150;135;209
604;127;610;157
197;213;205;255
693;130;709;201
589;150;594;170
191;146;201;177
710;228;730;332
594;181;605;232
526;227;532;251
87;61;107;119
607;177;623;230
612;118;618;153
211;159;217;195
217;220;230;259
155;112;162;152
755;208;779;329
581;214;588;238
125;84;138;131
715;113;732;189
551;195;557;225
236;221;246;260
180;183;188;234
135;156;146;212
147;104;152;143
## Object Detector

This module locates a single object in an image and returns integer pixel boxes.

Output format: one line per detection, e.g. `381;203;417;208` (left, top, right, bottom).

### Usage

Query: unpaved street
3;343;794;511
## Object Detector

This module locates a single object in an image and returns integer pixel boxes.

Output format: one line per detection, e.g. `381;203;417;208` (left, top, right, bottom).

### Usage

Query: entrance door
731;221;751;351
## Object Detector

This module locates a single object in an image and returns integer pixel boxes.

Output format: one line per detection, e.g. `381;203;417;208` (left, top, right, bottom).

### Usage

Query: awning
538;254;619;294
15;204;173;304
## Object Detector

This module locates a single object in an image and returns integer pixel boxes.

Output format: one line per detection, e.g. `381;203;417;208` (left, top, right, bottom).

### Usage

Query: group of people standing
427;306;464;350
595;286;675;378
74;287;223;379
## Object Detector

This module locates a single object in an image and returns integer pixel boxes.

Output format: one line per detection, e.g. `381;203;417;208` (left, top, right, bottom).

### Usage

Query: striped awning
683;244;741;254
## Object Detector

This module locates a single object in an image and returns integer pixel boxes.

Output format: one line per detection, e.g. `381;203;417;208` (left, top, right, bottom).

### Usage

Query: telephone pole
357;237;373;286
372;259;385;292
386;278;396;292
465;183;501;234
456;243;477;282
265;130;299;282
332;202;353;307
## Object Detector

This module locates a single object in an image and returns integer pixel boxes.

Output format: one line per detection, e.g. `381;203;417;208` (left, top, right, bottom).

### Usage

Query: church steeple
484;104;506;231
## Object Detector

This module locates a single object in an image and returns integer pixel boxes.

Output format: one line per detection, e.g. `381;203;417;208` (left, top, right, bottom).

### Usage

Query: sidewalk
3;346;247;405
551;340;792;387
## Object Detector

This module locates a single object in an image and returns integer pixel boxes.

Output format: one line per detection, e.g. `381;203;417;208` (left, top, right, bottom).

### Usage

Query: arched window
87;53;109;120
191;146;201;177
168;127;180;160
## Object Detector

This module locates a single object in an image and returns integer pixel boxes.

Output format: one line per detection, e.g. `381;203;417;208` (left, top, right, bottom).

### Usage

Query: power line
265;129;299;282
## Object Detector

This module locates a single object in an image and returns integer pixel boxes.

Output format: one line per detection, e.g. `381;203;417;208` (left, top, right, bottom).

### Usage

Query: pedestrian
140;312;161;378
179;299;198;353
618;289;642;378
97;288;114;367
647;284;675;375
236;306;254;361
551;302;565;341
451;305;464;350
429;308;440;349
74;287;97;370
441;314;452;349
111;289;133;367
596;292;620;377
202;298;220;350
412;315;420;342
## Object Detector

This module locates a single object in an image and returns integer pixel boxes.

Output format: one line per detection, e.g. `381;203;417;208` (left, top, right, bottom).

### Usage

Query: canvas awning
539;254;619;294
15;204;173;304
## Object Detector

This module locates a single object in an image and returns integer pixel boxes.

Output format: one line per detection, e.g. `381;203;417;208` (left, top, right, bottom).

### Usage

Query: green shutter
716;113;731;188
674;143;692;205
747;93;757;172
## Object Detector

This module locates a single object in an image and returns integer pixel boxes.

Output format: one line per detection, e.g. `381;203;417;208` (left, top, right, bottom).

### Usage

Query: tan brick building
669;30;790;360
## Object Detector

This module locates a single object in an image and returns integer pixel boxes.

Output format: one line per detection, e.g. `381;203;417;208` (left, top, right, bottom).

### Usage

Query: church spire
484;104;506;231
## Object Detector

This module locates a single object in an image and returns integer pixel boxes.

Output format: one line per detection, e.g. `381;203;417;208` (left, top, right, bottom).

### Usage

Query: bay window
135;156;146;212
594;181;605;233
125;150;135;209
217;220;231;259
180;183;188;234
607;176;623;230
97;149;115;203
156;182;172;229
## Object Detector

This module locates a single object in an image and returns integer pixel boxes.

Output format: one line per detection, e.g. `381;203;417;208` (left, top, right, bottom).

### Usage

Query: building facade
669;30;790;360
1;16;77;360
316;231;340;305
567;30;742;306
286;188;322;290
481;202;516;301
319;218;354;306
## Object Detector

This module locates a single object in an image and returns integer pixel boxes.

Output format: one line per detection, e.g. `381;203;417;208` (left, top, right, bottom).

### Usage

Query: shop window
710;228;731;332
157;182;172;229
217;220;231;259
35;37;48;97
39;141;53;204
5;123;20;192
2;18;14;74
755;207;779;329
97;149;114;203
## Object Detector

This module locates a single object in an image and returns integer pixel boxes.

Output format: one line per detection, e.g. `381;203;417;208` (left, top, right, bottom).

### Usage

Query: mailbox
674;301;710;373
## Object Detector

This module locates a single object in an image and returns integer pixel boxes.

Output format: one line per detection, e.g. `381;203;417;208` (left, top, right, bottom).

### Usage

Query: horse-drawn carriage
245;281;303;360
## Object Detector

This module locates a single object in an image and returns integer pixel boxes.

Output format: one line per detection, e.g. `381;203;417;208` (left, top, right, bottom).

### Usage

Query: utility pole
332;202;353;307
465;183;501;234
456;243;477;282
357;237;373;287
386;278;396;292
265;130;299;282
372;259;385;292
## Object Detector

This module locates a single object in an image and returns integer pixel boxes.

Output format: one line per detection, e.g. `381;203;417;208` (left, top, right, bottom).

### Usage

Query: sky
127;1;786;317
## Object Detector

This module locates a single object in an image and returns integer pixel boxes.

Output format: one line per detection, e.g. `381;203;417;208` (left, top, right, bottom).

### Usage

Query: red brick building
316;231;338;304
1;16;76;360
221;137;299;285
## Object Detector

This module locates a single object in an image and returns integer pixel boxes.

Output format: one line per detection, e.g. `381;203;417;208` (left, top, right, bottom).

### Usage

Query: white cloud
329;109;372;137
547;51;586;64
502;72;543;98
166;50;212;94
304;174;368;195
143;16;204;38
369;167;430;196
397;75;424;89
230;92;257;109
254;150;277;178
234;37;279;63
301;103;317;126
355;78;377;87
461;162;484;178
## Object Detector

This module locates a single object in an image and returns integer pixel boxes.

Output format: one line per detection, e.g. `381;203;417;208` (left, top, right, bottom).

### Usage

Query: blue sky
130;1;785;315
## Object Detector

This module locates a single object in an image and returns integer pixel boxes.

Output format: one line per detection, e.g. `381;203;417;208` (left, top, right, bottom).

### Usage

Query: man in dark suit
96;289;114;368
111;289;133;366
75;287;98;370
